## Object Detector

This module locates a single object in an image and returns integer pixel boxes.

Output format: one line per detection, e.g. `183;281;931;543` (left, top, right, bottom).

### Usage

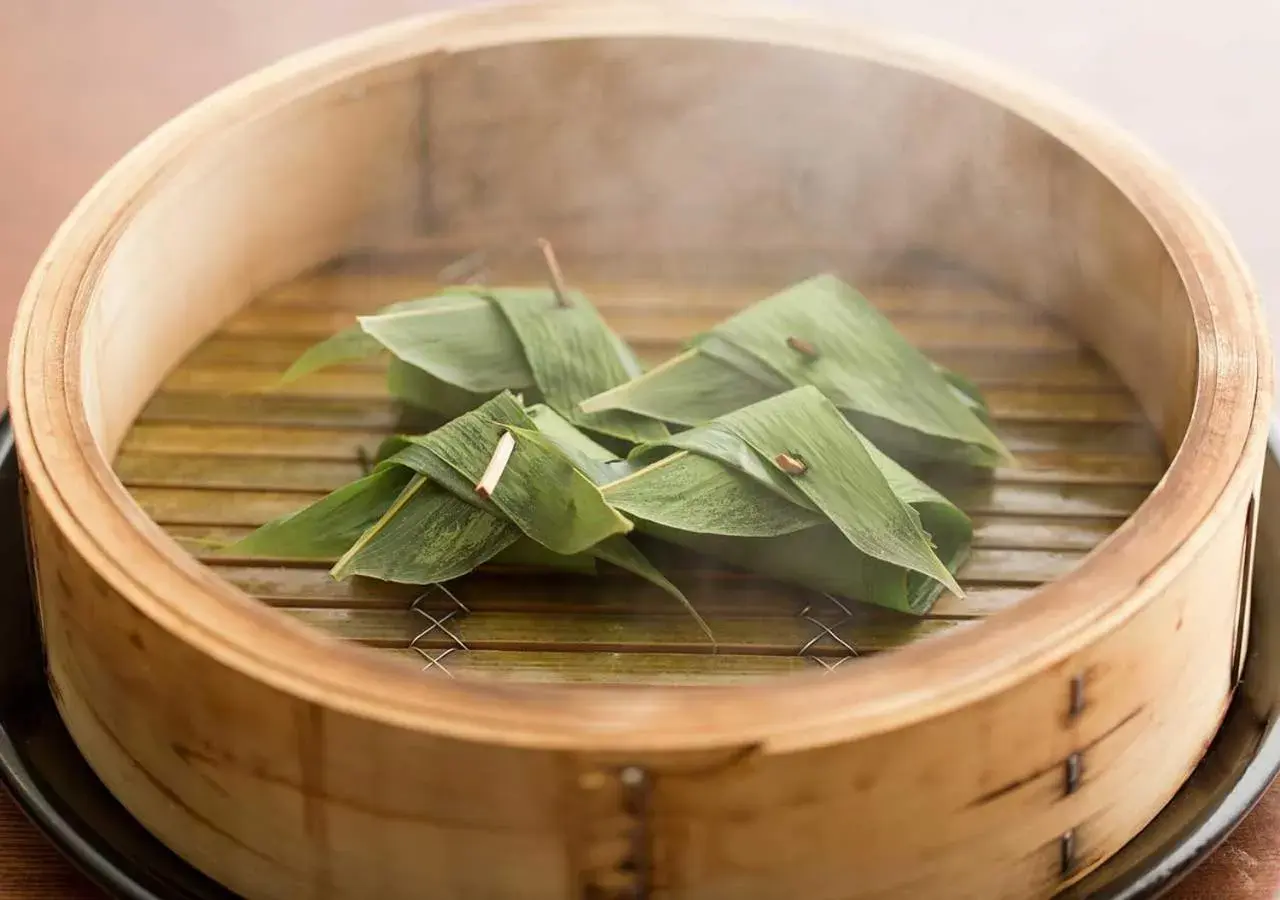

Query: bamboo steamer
7;2;1272;898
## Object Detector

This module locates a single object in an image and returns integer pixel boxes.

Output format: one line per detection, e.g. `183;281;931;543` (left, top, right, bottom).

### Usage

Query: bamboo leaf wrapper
581;274;1011;467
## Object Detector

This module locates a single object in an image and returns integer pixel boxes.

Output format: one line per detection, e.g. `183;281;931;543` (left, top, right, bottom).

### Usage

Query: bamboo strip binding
7;3;1272;898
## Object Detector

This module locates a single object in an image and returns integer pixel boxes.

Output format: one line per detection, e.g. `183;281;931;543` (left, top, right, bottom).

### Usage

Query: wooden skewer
537;237;571;307
774;453;808;476
786;336;819;358
475;431;517;499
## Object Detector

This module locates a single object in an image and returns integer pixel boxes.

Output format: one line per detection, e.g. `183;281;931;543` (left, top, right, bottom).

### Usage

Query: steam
418;37;1020;288
350;31;1170;460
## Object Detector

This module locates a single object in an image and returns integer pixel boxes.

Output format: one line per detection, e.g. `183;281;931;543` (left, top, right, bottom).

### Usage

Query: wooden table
1;2;1277;897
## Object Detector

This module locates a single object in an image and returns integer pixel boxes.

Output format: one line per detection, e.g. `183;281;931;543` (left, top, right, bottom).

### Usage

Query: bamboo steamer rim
8;0;1271;754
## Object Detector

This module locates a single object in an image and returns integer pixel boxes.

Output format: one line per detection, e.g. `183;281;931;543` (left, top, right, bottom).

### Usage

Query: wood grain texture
9;781;1280;899
3;4;1272;900
0;796;98;900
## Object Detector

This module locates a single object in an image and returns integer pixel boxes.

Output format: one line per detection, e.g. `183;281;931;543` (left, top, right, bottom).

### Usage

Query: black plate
1;412;1279;900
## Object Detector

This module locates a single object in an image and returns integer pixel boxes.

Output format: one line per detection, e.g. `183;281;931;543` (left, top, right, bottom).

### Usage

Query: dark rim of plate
1;411;1278;900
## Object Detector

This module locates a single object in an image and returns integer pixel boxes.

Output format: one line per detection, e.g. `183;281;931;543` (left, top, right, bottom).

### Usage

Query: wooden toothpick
774;453;808;476
786;336;819;359
475;431;517;499
537;238;571;307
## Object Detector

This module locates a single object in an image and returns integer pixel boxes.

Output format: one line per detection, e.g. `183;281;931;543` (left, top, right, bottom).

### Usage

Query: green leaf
513;404;706;634
383;393;633;557
525;389;967;614
694;334;792;390
488;290;667;444
227;389;699;625
277;295;455;385
358;293;534;393
385;359;495;421
935;363;988;414
276;283;665;446
490;538;599;574
701;275;1010;465
222;441;595;576
701;388;962;594
379;438;490;512
642;522;922;611
493;426;636;555
606;452;819;538
580;349;777;427
630;418;810;507
583;274;1011;467
221;467;414;560
227;382;968;619
526;403;636;485
279;326;384;384
589;536;713;644
850;433;973;610
605;387;971;613
331;475;521;583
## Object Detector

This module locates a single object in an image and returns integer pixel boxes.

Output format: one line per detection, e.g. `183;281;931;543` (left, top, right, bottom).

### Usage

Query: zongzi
596;387;971;615
581;273;1011;467
226;392;707;635
229;388;972;619
281;285;666;445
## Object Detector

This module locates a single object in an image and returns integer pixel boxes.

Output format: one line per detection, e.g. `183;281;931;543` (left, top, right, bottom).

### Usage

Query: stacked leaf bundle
229;271;1012;635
